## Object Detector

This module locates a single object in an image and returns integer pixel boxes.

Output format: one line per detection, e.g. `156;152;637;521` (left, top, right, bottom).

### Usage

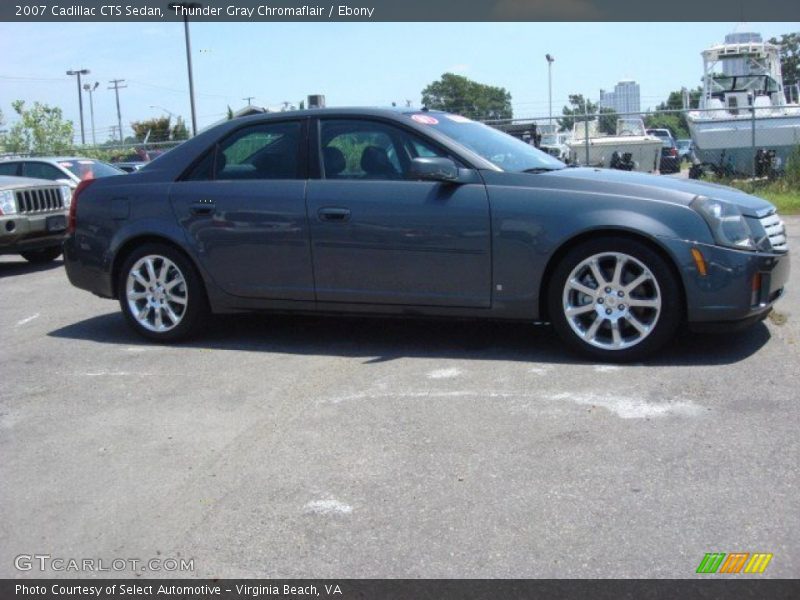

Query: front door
306;118;491;308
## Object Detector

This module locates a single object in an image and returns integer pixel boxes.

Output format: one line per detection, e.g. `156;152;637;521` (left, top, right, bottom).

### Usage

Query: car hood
0;175;64;190
531;167;776;217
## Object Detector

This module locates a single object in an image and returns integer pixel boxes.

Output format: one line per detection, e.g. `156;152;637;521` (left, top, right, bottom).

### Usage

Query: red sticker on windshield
411;114;439;125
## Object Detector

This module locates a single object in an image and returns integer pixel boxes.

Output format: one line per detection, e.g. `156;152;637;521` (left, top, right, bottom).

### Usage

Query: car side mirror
409;157;460;182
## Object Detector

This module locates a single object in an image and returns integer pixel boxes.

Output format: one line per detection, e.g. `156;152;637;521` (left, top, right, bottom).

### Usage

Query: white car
0;156;124;188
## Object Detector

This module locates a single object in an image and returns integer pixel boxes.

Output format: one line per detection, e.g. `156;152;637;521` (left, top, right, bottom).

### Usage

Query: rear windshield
58;160;124;180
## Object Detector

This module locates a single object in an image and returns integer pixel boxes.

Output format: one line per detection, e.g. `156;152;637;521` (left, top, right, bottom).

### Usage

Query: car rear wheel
20;246;62;263
548;238;682;361
118;243;208;342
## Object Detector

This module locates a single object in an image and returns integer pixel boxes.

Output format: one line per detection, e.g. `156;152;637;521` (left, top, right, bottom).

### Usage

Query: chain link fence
3;107;799;184
0;139;185;165
486;106;800;181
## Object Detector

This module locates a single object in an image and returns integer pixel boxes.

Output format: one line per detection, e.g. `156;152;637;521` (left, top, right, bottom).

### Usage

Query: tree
3;101;74;154
657;87;702;111
643;113;685;139
768;33;799;89
130;117;171;143
421;73;513;120
598;107;618;135
558;94;598;132
171;117;189;141
647;86;703;139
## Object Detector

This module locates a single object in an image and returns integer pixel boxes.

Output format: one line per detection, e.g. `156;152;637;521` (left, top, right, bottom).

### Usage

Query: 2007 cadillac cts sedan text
64;108;790;361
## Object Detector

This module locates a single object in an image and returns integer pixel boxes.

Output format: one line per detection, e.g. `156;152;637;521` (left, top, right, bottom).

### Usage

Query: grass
701;176;800;214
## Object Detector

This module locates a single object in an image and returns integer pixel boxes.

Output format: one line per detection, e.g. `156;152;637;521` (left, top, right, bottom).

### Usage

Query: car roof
229;106;436;125
0;156;104;163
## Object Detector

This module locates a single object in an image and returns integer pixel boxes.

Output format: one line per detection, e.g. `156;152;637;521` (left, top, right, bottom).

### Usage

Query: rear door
169;119;315;300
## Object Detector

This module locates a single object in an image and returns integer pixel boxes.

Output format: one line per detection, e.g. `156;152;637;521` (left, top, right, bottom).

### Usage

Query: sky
0;21;797;144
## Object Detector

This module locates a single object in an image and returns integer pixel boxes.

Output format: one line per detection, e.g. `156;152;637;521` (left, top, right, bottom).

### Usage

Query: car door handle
318;207;350;222
190;201;215;216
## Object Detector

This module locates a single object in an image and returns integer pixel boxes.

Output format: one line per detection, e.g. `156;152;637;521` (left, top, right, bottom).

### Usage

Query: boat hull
687;113;800;174
565;138;662;173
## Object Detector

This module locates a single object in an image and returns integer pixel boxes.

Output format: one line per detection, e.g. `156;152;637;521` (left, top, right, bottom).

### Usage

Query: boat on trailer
566;118;662;173
686;38;800;176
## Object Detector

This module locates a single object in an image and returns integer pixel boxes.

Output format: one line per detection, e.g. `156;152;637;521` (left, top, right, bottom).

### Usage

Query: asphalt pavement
1;217;798;578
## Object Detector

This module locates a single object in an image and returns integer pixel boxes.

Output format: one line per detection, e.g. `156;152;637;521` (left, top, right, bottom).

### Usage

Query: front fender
487;185;713;318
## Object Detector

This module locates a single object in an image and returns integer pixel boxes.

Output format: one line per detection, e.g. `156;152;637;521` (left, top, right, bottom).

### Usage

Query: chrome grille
14;187;64;214
759;212;788;252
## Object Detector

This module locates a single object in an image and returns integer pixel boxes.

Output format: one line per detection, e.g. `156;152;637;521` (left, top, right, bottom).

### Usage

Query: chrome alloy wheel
125;255;188;333
561;252;662;351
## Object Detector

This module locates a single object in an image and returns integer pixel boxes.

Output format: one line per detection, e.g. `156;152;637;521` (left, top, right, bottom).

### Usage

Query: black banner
3;0;799;22
3;579;800;600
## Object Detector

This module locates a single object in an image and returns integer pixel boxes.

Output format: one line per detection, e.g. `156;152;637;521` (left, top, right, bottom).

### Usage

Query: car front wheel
548;238;682;361
118;243;208;342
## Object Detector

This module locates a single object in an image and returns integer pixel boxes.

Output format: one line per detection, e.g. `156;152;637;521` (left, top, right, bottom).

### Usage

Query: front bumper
0;213;67;255
661;237;789;326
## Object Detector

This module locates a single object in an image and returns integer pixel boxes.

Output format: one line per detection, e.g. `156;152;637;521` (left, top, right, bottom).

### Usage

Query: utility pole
66;69;90;145
169;3;202;136
243;96;255;106
108;79;127;142
83;81;99;146
545;54;555;129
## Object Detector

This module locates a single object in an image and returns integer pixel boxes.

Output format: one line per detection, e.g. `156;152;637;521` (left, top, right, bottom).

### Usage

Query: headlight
690;195;756;251
0;189;16;215
60;185;72;208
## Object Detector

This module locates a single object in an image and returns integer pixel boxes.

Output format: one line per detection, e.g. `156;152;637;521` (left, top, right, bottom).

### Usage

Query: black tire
547;237;683;362
117;243;209;342
20;246;62;263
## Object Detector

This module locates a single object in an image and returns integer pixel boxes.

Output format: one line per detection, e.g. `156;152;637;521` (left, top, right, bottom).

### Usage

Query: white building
599;80;641;114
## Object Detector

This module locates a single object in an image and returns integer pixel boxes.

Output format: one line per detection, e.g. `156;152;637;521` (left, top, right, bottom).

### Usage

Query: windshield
58;159;124;180
408;113;565;173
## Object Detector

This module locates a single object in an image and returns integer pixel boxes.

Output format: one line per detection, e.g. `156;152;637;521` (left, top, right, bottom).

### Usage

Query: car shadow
0;257;64;277
47;311;772;367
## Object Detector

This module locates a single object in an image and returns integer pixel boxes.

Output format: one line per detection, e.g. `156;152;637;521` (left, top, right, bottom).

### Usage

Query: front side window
187;121;302;181
319;119;447;180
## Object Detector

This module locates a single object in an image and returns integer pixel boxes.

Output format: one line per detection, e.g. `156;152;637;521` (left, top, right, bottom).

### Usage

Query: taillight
68;179;96;234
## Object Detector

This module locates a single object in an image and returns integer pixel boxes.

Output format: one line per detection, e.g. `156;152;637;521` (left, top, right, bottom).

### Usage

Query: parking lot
1;217;798;579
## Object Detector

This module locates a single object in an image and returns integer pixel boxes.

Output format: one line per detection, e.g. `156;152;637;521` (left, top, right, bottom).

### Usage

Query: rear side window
23;162;65;181
0;162;20;176
186;121;303;181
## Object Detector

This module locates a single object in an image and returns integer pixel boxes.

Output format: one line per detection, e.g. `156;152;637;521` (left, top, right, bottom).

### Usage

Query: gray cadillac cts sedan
64;108;790;361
